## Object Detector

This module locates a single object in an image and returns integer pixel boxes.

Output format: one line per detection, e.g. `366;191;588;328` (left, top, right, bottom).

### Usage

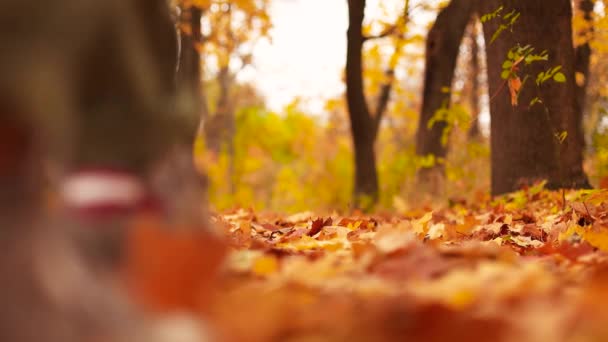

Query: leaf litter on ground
123;186;608;341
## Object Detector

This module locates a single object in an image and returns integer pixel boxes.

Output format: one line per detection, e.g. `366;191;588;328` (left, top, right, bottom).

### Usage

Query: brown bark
415;0;475;192
178;5;210;136
204;66;235;154
372;2;408;138
177;6;202;91
346;0;380;208
479;0;590;195
468;20;482;140
373;69;394;139
575;0;594;115
203;66;237;193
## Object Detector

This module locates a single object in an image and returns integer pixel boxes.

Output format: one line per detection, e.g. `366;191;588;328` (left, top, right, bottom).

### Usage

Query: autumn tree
346;0;377;207
176;4;206;124
414;0;475;195
480;1;590;195
175;0;270;150
346;0;409;209
174;0;270;196
580;1;608;159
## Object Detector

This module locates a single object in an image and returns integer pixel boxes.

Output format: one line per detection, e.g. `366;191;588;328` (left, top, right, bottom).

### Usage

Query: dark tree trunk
575;0;593;115
203;66;237;193
199;4;236;154
346;0;379;208
204;66;235;153
468;20;482;140
415;0;475;193
177;6;202;92
177;5;212;142
178;5;208;131
479;0;590;196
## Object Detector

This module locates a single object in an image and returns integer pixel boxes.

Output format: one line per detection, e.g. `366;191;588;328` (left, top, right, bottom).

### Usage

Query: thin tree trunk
468;20;482;140
479;0;590;195
415;0;475;193
203;66;237;193
574;0;594;155
575;0;594;115
346;0;379;208
373;2;410;136
204;66;234;153
177;6;209;138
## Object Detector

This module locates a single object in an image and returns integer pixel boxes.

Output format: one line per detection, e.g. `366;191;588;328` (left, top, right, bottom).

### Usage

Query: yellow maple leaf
559;224;608;252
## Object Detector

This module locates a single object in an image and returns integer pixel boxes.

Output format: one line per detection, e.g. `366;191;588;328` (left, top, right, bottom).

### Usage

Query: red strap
61;169;162;220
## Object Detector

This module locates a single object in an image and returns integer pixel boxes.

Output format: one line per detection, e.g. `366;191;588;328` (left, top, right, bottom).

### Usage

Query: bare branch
372;70;394;138
362;25;397;42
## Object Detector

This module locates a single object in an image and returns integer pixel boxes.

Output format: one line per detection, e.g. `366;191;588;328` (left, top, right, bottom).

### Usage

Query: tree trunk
177;5;209;138
574;0;594;156
468;20;482;140
415;0;475;194
177;6;202;91
574;0;593;115
204;66;235;153
203;66;237;193
346;0;379;208
479;0;590;195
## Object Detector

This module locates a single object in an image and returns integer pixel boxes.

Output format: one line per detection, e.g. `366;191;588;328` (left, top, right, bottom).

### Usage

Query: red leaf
308;217;332;237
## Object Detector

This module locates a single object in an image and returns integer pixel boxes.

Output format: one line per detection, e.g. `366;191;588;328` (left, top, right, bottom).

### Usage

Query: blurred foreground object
123;214;227;315
62;0;205;224
0;112;146;342
0;0;223;340
55;0;213;273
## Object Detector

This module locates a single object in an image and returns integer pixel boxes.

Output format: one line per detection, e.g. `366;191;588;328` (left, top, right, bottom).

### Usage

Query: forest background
180;0;608;213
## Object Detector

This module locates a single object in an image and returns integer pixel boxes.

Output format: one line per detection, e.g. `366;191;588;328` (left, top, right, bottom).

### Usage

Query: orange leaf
508;76;522;106
122;215;227;315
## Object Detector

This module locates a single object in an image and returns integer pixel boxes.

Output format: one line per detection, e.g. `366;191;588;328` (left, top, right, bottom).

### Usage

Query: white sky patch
237;0;441;114
238;0;348;114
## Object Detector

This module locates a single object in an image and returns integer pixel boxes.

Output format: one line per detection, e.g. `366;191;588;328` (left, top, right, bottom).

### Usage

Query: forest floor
127;185;608;342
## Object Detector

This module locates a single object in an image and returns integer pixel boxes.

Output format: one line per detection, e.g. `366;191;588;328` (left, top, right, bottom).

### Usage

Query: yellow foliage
176;0;271;69
560;224;608;252
413;211;434;236
252;255;279;276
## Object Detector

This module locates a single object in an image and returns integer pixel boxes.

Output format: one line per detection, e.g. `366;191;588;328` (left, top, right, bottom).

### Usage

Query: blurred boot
0;1;215;340
59;0;210;272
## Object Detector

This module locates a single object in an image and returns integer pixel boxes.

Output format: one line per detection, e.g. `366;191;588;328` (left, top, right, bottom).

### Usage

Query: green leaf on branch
481;5;504;23
555;131;568;144
553;72;566;83
491;24;508;44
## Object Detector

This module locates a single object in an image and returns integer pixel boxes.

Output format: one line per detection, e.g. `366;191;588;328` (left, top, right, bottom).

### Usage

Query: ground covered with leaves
126;186;608;342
